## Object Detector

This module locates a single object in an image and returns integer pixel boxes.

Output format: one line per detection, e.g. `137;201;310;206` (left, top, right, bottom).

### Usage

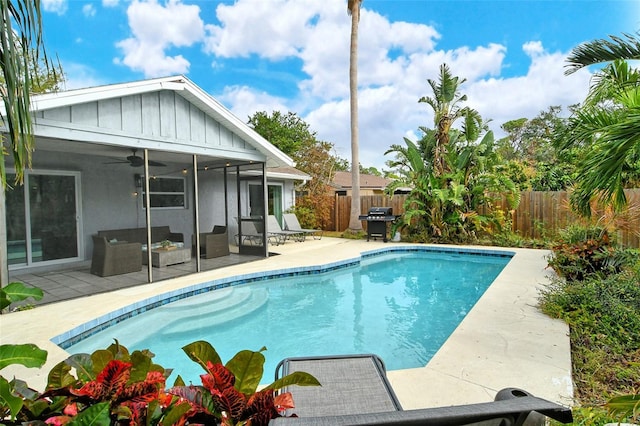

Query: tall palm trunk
347;0;363;231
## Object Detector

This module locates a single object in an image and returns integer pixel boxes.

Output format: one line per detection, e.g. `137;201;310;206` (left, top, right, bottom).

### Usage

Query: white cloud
217;86;290;122
42;0;67;15
82;4;96;17
464;43;591;139
115;0;205;77
59;62;107;90
109;0;594;170
102;0;119;6
203;0;329;60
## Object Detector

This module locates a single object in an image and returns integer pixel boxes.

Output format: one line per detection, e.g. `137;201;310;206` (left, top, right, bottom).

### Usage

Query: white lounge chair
234;217;280;246
268;215;304;243
283;213;323;240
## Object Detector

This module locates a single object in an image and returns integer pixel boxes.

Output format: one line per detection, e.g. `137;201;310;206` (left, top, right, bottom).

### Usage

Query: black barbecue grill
359;207;396;242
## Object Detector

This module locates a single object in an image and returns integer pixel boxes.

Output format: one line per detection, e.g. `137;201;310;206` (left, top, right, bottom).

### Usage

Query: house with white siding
1;75;309;286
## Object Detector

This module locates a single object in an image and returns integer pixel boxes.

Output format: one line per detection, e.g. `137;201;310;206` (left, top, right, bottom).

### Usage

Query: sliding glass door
5;171;81;267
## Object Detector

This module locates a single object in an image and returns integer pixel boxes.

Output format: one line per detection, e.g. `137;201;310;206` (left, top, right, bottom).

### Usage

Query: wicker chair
90;235;142;277
193;225;230;259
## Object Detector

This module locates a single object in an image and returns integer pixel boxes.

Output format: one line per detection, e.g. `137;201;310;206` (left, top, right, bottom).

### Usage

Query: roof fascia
25;76;294;168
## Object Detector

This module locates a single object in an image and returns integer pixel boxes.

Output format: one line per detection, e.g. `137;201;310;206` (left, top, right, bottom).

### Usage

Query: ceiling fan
106;149;166;167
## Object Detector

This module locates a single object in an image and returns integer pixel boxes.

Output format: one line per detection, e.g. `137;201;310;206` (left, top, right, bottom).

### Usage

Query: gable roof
23;75;294;169
332;171;391;190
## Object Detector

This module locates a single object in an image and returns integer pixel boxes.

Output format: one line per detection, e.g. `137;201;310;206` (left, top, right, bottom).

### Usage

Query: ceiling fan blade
104;150;166;167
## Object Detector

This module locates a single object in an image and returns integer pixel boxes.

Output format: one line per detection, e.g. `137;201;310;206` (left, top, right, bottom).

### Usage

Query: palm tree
419;64;482;176
1;0;55;189
564;32;640;75
385;64;515;242
561;32;640;216
1;0;54;288
347;0;363;232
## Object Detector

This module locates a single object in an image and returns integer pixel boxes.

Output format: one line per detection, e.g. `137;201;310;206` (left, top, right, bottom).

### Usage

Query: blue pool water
64;248;511;383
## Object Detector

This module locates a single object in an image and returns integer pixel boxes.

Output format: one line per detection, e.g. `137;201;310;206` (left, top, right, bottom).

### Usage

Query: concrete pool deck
1;238;573;410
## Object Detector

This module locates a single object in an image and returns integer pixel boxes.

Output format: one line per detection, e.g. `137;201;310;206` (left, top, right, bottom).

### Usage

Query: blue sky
40;0;638;170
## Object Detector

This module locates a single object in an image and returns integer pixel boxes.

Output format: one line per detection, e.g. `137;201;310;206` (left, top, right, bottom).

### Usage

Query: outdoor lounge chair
283;213;323;240
268;215;305;243
271;354;573;426
235;218;280;246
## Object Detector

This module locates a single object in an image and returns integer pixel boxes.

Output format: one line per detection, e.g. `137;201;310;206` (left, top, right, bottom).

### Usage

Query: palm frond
565;32;640;75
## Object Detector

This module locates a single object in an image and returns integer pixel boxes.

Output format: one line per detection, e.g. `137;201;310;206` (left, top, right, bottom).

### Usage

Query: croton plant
1;339;319;425
1;283;319;425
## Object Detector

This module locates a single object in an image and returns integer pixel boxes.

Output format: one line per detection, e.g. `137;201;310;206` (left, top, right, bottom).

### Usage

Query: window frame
142;176;188;210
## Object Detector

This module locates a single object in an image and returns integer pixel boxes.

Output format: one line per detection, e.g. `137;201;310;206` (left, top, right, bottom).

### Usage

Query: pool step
160;286;246;313
157;287;268;338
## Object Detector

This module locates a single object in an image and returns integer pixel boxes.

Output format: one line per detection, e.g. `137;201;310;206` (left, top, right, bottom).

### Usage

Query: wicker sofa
96;226;184;246
192;225;230;259
91;226;184;277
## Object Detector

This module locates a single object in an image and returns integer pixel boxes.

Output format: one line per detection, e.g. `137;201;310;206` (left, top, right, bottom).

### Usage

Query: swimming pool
59;247;512;381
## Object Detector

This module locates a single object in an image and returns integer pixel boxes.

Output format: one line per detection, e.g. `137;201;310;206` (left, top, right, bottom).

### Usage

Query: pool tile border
52;245;514;349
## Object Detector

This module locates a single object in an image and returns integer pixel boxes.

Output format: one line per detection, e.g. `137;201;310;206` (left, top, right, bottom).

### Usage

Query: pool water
66;249;511;383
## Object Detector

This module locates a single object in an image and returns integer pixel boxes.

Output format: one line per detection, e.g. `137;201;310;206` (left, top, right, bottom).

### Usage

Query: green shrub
546;225;629;282
540;263;640;408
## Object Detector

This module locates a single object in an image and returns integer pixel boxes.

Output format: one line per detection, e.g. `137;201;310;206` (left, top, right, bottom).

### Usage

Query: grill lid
368;207;393;216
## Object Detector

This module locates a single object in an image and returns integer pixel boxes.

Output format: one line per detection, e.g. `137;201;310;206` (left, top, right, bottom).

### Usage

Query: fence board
330;189;640;248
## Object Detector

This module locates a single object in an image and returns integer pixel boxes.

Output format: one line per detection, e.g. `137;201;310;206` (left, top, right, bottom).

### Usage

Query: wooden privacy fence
329;190;640;248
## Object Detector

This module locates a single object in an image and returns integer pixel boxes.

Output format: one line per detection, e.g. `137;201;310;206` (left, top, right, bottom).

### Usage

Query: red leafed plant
0;340;319;426
169;341;319;425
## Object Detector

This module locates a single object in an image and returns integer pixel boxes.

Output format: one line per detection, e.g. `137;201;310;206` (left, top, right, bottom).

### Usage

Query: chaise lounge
283;213;323;240
271;354;573;426
268;215;305;243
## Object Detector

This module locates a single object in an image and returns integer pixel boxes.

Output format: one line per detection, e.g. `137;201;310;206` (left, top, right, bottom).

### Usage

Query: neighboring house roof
332;171;392;191
268;166;311;182
20;75;294;169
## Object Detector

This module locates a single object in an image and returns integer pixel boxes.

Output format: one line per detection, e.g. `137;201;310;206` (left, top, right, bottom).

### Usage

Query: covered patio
2;76;306;289
9;248;263;306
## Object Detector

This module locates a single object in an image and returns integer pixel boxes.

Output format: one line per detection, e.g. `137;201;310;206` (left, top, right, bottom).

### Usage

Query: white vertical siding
98;98;122;129
121;96;142;133
35;90;261;157
141;92;161;137
70;102;96;125
159;91;176;138
174;94;190;141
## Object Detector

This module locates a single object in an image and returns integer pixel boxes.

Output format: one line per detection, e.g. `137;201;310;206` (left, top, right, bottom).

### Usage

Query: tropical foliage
385;64;519;243
558;32;640;217
248;111;343;229
0;0;59;189
497;106;577;191
542;226;640;423
0;281;43;311
0;340;319;425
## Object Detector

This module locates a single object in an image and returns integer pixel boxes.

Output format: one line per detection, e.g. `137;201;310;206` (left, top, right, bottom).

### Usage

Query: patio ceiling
32;137;265;171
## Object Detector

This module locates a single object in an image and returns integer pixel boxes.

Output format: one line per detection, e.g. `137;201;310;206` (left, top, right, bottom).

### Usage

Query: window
144;177;187;208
